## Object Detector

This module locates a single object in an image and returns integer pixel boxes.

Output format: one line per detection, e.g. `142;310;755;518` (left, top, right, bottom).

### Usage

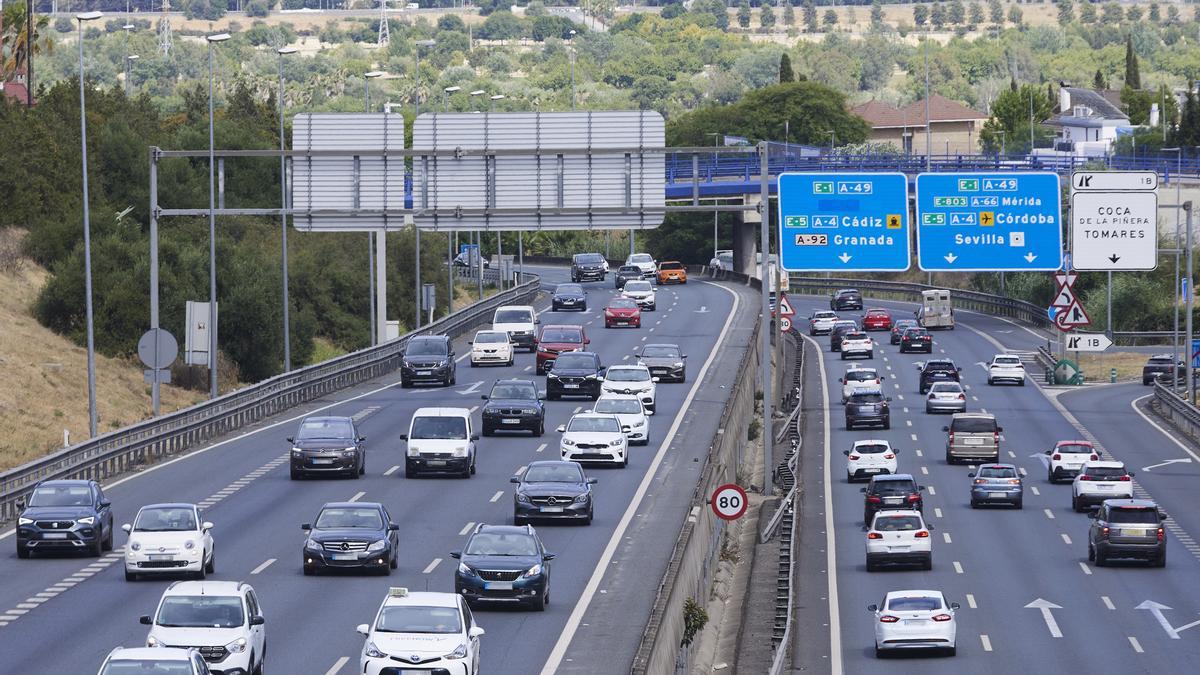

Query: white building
1042;86;1131;157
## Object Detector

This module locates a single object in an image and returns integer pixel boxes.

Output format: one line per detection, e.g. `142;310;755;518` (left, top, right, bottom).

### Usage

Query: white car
401;407;478;478
600;364;658;413
840;331;874;360
865;510;933;571
925;382;967;414
557;413;629;467
987;354;1026;385
123;503;214;581
621;280;657;311
809;310;838;335
869;590;958;657
844;439;898;482
625;252;658;279
1045;440;1099;483
97;647;210;675
469;330;514;367
592;394;651;446
1071;461;1134;512
143;581;265;675
492;305;538;352
358;587;484;675
840;366;882;403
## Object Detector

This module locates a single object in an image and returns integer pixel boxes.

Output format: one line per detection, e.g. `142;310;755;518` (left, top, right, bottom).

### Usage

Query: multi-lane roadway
0;265;757;674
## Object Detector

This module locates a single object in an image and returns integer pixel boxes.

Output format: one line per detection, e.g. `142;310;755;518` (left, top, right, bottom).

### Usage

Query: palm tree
1;3;53;86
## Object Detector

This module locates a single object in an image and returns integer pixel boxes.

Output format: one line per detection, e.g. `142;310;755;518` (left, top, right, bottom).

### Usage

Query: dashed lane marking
251;559;276;575
1079;562;1093;575
490;491;504;503
966;594;977;609
1061;534;1072;545
384;465;400;476
980;635;993;652
422;558;442;574
348;491;366;503
953;561;964;574
943;532;952;544
1044;509;1055;520
1129;637;1144;653
325;656;349;675
459;523;476;536
1102;596;1115;610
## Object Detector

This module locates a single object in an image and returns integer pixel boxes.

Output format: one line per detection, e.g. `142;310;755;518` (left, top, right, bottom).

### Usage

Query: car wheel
1155;552;1167;568
360;457;366;475
290;467;302;480
450;371;457;386
103;527;114;551
531;591;547;612
970;499;978;509
1095;549;1107;567
197;554;207;580
840;352;847;360
945;452;954;465
868;351;874;359
866;560;876;572
253;651;264;675
470;457;477;476
400;377;411;388
882;419;891;430
548;391;560;401
16;546;30;559
536;422;545;437
404;462;419;479
1014;498;1023;510
863;511;872;525
923;554;933;571
125;569;137;581
508;356;515;367
622;454;629;468
1047;471;1055;484
926;406;933;414
303;564;315;576
205;549;215;574
1072;495;1083;512
1087;544;1095;562
90;533;103;557
847;472;855;483
987;377;994;385
874;646;884;659
470;360;477;368
482;424;494;437
945;646;956;657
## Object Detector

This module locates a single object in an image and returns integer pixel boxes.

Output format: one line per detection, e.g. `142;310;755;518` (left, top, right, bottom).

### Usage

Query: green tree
1093;69;1108;90
479;10;527;40
913;3;929;27
783;0;795;26
969;1;984;25
761;3;776;29
1176;83;1200;147
988;0;1003;24
870;0;885;27
1126;5;1143;22
694;0;730;30
1079;1;1096;23
1056;0;1073;26
803;0;818;32
1102;1;1123;23
779;52;794;83
1006;4;1023;26
931;2;947;28
245;0;269;17
180;0;227;21
738;1;752;28
631;75;671;110
437;14;467;33
1167;5;1180;26
948;0;965;25
1124;35;1141;89
823;8;838;30
979;84;1055;153
1;2;52;84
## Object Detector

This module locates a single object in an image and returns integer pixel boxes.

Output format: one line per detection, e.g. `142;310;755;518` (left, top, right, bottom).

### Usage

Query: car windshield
410;416;468;440
1057;444;1093;454
575;254;604;264
28;485;92;507
556;284;583;294
993;357;1022;366
474;332;508;344
568;417;621;433
930;383;962;393
296;419;355;441
495;309;533;323
595;398;643;414
978;466;1017;478
407;340;448;356
813;311;836;319
1148;357;1174;365
874;515;922;531
465;532;539;556
524;464;585;483
873;480;916;496
641;345;679;358
134;507;197;532
904;329;928;336
609;299;638;309
868;310;888;317
927;362;956;371
843;332;867;340
850;393;884;403
660;262;684;270
629;254;653;264
888;596;942;612
156;596;244;628
834;322;857;332
845;371;878;382
854;443;890;454
606;368;649;382
625;281;652;292
376;606;462;634
895;320;916;329
619;266;641;274
490;384;536;400
1108;508;1159;524
541;329;582;342
554;354;595;370
1085;466;1128;478
101;660;195;674
838;290;860;296
315;507;383;529
951;418;995;433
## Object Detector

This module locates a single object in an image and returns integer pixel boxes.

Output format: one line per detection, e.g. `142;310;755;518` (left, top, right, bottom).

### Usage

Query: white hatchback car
123;503;214;581
625;252;658;278
840;366;882;403
358;588;484;675
142;581;265;675
97;647;210;675
469;330;514;367
868;590;958;657
844;440;898;482
592;395;651;446
621;280;657;311
557;413;629;467
1045;440;1099;483
1071;461;1135;511
987;354;1026;385
600;365;658;413
840;332;875;360
865;510;933;571
809;310;839;335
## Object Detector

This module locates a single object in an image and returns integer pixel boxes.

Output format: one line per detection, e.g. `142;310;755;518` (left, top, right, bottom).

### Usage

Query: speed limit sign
710;483;748;521
780;316;792;332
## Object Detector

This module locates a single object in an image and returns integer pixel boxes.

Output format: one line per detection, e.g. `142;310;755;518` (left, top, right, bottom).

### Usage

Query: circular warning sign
711;483;749;521
780;316;792;332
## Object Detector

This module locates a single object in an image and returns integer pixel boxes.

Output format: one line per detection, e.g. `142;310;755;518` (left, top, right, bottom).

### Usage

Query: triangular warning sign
1054;300;1091;329
777;292;795;317
1052;285;1076;308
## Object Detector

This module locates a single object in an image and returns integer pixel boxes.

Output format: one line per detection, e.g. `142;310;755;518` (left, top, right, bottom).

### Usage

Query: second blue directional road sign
915;172;1063;271
777;172;910;272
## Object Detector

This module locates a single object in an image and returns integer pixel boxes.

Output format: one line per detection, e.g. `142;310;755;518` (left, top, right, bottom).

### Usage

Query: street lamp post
125;54;138;97
1165;147;1183;372
206;32;231;399
568;29;577;110
122;23;135;96
365;70;385;342
77;10;104;437
706;132;720;258
826;130;836;154
277;46;297;372
489;93;504;113
997;130;1006;157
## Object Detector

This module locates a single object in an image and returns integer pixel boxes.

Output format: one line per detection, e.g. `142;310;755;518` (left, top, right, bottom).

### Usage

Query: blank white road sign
1071;191;1158;271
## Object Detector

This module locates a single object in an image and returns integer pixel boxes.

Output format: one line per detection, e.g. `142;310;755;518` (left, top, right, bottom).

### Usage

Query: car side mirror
1160;511;1170;520
358;436;367;443
122;523;132;533
286;437;294;444
556;425;566;433
543;553;556;561
967;472;976;478
388;523;400;531
250;615;266;626
997;427;1004;432
398;434;408;441
927;523;935;530
950;602;961;610
843;450;850;456
867;604;879;612
139;615;152;625
99;500;111;508
587;477;598;485
860;487;867;493
470;434;480;441
538;392;547;400
535;319;542;324
682;354;688;359
942;426;950;432
1127;471;1135;477
838;378;844;383
468;626;486;639
202;522;214;531
510;476;521;484
652;377;660;383
886;397;892;402
1044;450;1052;455
584;339;591;344
16;500;24;509
301;523;312;531
481;394;489;400
450;551;462;559
356;623;370;636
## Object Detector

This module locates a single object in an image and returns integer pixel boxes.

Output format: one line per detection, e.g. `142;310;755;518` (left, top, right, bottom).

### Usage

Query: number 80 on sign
711;483;749;521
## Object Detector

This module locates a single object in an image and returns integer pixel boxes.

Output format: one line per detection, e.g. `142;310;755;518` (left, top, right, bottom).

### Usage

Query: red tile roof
1;82;33;105
853;95;986;129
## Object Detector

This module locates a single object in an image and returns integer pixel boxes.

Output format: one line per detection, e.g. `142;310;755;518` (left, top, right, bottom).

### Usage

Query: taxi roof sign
388;587;410;598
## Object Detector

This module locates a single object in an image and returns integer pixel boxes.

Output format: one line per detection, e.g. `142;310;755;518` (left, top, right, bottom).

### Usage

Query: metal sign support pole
758;142;774;498
376;229;387;343
415;226;422;329
1187;201;1195;404
447;233;454;316
1106;271;1113;339
497;231;504;290
369;233;376;343
476;231;484;299
149;150;161;416
518;231;524;280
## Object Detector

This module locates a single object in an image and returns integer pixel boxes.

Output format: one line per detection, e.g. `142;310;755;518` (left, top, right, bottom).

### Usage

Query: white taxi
123;503;214;582
358;587;484;675
469;330;514;367
844;439;898;482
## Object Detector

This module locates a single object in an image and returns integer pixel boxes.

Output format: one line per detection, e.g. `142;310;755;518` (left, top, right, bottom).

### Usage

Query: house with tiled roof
850;94;987;155
1043;85;1131;156
1;81;33;106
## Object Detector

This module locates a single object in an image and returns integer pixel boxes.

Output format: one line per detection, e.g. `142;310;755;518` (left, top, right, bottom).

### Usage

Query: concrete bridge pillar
733;195;762;276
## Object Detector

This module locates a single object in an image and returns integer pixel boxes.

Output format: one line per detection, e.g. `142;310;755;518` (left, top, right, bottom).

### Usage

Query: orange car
656;261;688;284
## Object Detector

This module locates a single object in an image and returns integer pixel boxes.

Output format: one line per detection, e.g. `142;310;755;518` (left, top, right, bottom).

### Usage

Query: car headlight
444;643;469;660
184;540;195;550
585;374;598;380
547;372;560;379
402;360;414;368
521;408;537;415
522;563;543;578
562;438;576;447
225;637;247;654
291;447;302;456
367;539;387;552
343;448;358;457
407;446;419;457
674;362;684;368
18;517;33;526
516;493;531;504
130;541;141;551
453;445;469;458
147;635;160;647
305;538;321;551
458;562;474;576
574;493;590;503
77;516;95;525
364;640;386;659
609;439;624;447
633;420;646;428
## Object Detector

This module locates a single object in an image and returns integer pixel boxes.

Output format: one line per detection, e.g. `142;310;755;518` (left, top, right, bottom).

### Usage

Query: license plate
865;468;883;474
1098;484;1114;489
902;619;925;626
964;438;984;445
147;554;172;560
311;458;334;465
502;419;521;424
485;581;513;590
889;546;910;552
541;507;565;513
564;384;580;389
417;370;432;375
426;460;446;467
989;492;1007;499
42;532;69;540
1123;528;1149;536
331;553;356;561
884;497;903;504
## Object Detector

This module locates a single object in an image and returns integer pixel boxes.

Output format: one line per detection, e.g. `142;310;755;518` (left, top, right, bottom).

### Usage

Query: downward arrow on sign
944;253;958;264
1109;255;1121;264
838;253;852;263
1025;252;1038;263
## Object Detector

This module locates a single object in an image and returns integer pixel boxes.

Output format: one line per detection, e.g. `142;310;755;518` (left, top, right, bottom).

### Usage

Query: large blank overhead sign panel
292;113;407;232
411;111;666;231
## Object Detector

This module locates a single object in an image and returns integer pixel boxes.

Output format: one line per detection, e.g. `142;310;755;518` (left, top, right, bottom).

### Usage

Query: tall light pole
414;39;435;117
125;54;139;97
826;130;836;154
489;93;504;113
568;29;577;110
996;130;1006;157
206;32;231;399
706;132;720;257
77;10;103;438
923;30;931;170
1165;147;1183;372
122;23;135;96
277;46;297;372
442;85;460;111
469;89;486;111
1187;200;1195;404
365;70;385;342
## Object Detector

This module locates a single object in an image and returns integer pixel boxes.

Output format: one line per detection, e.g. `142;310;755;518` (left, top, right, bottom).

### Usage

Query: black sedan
452;524;556;611
16;480;114;558
288;416;366;480
614;265;643;289
637;343;687;382
511;461;597;525
830;288;863;311
546;351;604;400
551;283;588;312
482;378;546;436
302;502;399;575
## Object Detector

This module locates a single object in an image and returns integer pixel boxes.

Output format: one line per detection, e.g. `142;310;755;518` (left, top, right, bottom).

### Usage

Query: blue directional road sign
777;172;910;272
915;172;1063;271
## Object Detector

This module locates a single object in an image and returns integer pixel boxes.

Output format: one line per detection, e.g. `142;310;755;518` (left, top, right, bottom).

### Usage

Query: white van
399;407;478;478
492;305;538;352
917;289;954;330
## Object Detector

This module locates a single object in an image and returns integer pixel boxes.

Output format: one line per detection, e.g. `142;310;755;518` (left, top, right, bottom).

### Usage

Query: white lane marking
468;406;479;414
953;561;964;574
971;395;979;401
934;508;943;518
1019;467;1028;476
622;354;631;361
906;420;913;427
1031;486;1040;496
348;491;366;503
1079;562;1093;575
324;656;350;675
422;558;442;574
902;407;909;413
535;443;547;453
910;434;918;441
980;634;993;652
926;485;934;494
1044;509;1056;520
541;281;741;674
573;406;583;413
489;491;504;503
943;532;952;544
920;466;929;475
1129;636;1144;653
384;465;400;476
966;594;977;609
980;408;988;414
1008;450;1016;458
251;559;276;575
459;381;484;395
459;523;476;536
1061;534;1072;545
1130;394;1200;464
916;449;923;458
524;365;533;372
1102;596;1116;610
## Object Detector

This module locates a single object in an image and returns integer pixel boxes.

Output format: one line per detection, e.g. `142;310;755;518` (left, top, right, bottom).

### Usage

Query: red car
863;309;893;331
605;298;642;328
536;324;589;375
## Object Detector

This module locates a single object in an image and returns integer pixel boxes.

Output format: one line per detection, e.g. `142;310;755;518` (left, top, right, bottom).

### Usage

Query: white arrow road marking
1141;458;1193;472
1026;598;1064;638
839;252;852;263
1030;453;1051;469
459;381;484;395
695;306;709;313
1137;600;1200;639
944;253;958;264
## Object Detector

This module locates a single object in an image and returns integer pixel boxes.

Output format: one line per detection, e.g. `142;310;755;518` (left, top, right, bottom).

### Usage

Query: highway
0;265;757;674
790;293;1200;673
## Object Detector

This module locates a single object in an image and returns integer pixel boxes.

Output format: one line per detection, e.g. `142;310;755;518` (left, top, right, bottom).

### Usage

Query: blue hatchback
452;524;556;611
968;463;1023;509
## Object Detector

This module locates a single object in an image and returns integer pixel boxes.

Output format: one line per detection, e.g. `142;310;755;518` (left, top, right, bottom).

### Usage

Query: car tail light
879;615;900;623
973;479;987;485
1079;475;1091;481
1008;479;1021;485
931;614;953;622
883;453;895;459
958;394;966;400
907;494;921;502
1158;528;1165;541
1120;475;1131;481
1090;454;1099;461
1052;453;1062;461
867;496;882;504
994;431;1000;442
849;455;860;461
868;532;883;539
1100;526;1109;539
914;530;929;538
948;432;954;443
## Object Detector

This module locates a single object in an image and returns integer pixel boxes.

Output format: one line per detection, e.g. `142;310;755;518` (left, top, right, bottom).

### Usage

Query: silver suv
943;413;1001;465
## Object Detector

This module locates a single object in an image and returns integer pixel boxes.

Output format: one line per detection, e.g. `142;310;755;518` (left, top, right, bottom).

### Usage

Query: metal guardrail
1152;379;1200;434
0;274;541;525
